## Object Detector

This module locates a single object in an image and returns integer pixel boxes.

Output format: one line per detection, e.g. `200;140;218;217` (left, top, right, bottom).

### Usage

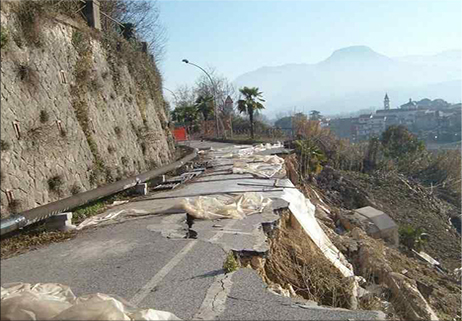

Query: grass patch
8;199;22;213
15;62;39;88
223;251;239;273
1;228;76;259
263;211;354;308
0;26;9;49
71;190;133;223
14;1;44;46
47;175;64;193
70;183;82;195
73;201;106;222
39;110;49;123
108;145;115;154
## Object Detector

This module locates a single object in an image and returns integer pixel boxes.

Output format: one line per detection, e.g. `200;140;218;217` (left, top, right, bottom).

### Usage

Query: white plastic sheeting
212;143;353;277
0;283;181;320
179;192;272;220
76;210;125;230
211;142;283;160
278;182;354;278
232;155;285;178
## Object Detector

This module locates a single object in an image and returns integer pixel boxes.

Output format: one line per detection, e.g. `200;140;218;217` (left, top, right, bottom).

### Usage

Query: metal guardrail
0;148;197;236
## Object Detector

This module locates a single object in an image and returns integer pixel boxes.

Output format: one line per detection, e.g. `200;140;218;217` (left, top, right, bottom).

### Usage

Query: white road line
129;219;238;307
129;239;198;306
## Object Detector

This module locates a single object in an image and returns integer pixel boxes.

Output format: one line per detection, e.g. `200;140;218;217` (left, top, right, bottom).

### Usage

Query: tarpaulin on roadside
1;283;181;320
179;192;273;220
232;155;285;178
76;210;125;230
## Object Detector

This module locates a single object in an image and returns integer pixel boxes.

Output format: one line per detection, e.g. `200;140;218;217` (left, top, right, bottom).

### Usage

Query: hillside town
328;95;462;143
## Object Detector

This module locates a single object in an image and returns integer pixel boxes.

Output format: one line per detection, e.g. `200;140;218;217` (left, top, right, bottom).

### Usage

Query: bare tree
99;0;168;64
173;84;196;109
194;68;237;111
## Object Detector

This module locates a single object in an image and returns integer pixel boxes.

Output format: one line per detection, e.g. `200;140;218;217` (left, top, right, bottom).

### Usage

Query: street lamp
162;87;178;123
182;59;220;137
162;87;179;103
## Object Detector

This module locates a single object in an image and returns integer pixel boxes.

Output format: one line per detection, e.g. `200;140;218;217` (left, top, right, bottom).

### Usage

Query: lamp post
162;87;178;124
182;59;220;137
162;87;179;104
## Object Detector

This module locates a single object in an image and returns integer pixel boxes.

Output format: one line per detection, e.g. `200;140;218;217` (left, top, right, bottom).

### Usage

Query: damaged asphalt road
0;141;385;320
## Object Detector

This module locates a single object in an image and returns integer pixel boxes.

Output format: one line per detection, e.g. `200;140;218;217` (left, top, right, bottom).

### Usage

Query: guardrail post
134;183;148;195
83;0;101;31
44;212;76;232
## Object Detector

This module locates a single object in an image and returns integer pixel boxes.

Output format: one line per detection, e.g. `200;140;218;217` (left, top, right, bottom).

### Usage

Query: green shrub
105;168;114;183
71;30;89;53
47;175;64;193
223;251;239;273
16;62;39;87
380;125;425;159
73;201;105;222
39;110;49;123
399;225;427;251
70;184;82;195
15;1;44;46
0;26;9;49
8;199;22;213
0;140;10;151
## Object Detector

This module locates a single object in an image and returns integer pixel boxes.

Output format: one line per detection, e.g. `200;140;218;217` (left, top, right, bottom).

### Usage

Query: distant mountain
234;46;462;116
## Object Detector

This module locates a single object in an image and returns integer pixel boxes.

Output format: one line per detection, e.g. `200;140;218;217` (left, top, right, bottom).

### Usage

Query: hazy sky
158;0;462;99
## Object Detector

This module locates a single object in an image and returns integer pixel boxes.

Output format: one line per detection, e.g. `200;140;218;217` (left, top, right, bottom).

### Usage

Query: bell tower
384;93;390;110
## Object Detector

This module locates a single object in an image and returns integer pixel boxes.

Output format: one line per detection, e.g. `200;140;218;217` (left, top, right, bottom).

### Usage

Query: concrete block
45;212;76;232
134;183;148;195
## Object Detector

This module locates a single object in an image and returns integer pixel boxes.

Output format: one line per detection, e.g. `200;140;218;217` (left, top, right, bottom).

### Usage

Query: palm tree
237;87;265;139
171;105;199;134
195;95;214;121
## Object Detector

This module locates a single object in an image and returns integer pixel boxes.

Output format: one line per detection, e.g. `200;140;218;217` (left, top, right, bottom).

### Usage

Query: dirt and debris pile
261;210;356;309
316;167;461;270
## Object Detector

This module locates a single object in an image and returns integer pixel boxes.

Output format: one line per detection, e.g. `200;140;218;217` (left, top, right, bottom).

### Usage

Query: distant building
223;96;234;114
415;110;438;131
384;93;390;110
329;117;358;139
369;115;387;136
400;98;418;110
330;96;461;142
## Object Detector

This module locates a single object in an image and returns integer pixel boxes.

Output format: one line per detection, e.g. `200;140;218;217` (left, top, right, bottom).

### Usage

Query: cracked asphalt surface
1;141;385;320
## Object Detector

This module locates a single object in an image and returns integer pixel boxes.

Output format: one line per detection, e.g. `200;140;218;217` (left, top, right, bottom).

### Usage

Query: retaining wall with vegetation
0;1;175;218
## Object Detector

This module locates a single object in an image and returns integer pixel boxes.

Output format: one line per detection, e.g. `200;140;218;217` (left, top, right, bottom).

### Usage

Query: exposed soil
315;166;461;270
262;211;354;309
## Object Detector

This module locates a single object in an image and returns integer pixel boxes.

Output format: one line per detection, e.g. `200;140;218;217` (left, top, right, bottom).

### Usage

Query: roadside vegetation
281;120;461;319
